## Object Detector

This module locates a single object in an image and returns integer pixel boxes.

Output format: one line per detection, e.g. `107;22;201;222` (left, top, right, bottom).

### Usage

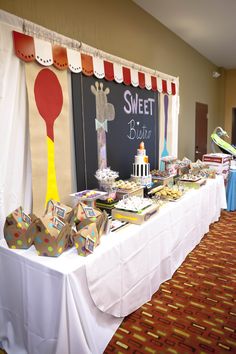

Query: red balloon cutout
34;68;63;141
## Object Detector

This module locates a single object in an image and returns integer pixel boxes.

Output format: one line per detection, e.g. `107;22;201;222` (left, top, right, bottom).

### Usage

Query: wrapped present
4;207;37;249
44;199;73;224
73;221;98;256
33;215;72;257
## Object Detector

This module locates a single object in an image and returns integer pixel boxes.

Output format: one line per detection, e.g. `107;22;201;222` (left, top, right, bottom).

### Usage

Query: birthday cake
131;142;152;186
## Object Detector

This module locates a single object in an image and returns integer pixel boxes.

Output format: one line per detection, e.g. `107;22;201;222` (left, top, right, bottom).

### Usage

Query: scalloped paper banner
35;37;53;66
138;72;145;89
145;74;152;90
52;45;68;70
81;53;94;76
131;68;139;87
67;48;82;73
12;31;176;94
13;31;35;62
94;56;105;79
104;60;114;81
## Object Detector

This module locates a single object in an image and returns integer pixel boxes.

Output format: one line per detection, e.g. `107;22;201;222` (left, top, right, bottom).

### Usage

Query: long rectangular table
0;176;226;354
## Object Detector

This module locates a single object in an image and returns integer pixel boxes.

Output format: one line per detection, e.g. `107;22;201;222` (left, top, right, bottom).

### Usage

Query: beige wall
0;0;224;159
224;69;236;140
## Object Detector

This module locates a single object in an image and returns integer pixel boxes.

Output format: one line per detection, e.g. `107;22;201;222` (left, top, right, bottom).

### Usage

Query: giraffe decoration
91;82;115;169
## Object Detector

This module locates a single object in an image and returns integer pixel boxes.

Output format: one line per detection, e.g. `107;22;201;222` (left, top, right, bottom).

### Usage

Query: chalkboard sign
72;73;159;190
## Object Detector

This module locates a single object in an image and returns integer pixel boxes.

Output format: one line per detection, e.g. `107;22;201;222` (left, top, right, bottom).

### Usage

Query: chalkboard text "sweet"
123;90;155;115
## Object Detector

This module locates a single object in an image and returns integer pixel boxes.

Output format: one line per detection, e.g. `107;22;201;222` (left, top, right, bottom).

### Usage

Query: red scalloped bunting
162;80;167;94
81;54;94;76
171;82;176;95
104;61;114;81
122;67;131;85
138;72;145;89
151;76;157;91
12;31;35;62
52;45;68;70
11;31;176;95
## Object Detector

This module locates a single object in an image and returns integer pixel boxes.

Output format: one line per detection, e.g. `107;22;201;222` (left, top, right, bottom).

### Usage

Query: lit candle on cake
140;141;144;150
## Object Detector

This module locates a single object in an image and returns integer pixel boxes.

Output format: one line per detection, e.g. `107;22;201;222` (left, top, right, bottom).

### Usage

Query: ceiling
133;0;236;69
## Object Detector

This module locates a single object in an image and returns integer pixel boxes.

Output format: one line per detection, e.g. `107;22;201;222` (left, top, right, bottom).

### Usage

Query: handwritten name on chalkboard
127;119;152;140
124;89;154;141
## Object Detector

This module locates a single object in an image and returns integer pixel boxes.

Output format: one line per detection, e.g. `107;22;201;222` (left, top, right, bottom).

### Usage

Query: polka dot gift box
4;207;37;249
72;202;109;245
44;199;73;224
71;201;101;225
33;215;72;257
73;221;98;257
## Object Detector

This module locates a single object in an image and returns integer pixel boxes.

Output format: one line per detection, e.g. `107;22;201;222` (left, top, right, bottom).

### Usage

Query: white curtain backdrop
0;11;78;238
0;12;32;237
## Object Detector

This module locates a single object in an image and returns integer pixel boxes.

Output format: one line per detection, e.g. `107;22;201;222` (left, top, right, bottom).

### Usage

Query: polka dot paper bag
72;202;101;225
44;199;73;224
73;221;98;257
4;207;37;249
33;215;72;257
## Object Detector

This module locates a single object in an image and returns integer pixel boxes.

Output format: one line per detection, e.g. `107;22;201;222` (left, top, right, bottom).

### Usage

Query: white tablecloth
0;176;226;354
86;175;227;317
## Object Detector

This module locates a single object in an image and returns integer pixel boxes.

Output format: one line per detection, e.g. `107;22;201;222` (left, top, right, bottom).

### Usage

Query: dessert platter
70;189;107;201
112;196;159;225
153;186;184;201
179;174;202;182
114;179;144;200
114;180;140;190
151;169;174;186
178;173;207;189
114;196;153;213
151;169;171;178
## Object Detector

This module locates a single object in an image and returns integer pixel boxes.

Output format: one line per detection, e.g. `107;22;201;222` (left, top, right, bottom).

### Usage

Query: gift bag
33;215;72;257
4;207;37;249
44;199;73;224
73;221;98;257
71;203;109;256
72;202;101;225
74;203;108;239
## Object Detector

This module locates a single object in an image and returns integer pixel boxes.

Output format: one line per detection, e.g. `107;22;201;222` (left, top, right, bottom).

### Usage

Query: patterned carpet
105;211;236;354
